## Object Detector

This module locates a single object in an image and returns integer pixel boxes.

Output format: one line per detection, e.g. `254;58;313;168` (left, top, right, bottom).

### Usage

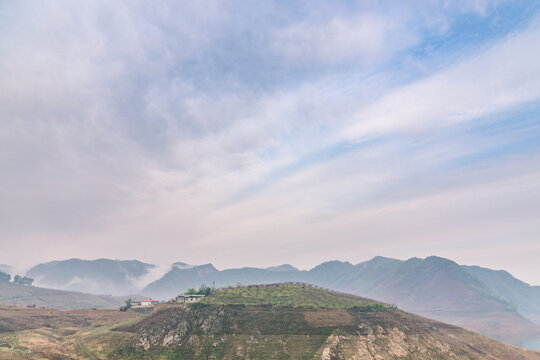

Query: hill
141;256;540;348
0;304;141;359
26;258;156;295
107;284;540;359
0;282;131;310
201;283;386;310
1;284;539;359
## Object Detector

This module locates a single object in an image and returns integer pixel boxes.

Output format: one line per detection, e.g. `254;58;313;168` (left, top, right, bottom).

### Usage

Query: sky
1;0;540;284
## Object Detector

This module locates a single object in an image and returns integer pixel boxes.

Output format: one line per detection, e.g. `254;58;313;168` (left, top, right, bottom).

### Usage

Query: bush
13;275;33;286
0;271;10;283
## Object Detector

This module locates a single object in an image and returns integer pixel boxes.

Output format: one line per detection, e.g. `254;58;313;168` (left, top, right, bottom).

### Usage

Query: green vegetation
111;335;328;360
12;275;33;286
0;271;10;283
201;283;387;310
185;284;212;296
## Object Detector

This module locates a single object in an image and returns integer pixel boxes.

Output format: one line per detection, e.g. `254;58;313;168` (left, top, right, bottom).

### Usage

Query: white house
173;294;205;303
140;298;158;307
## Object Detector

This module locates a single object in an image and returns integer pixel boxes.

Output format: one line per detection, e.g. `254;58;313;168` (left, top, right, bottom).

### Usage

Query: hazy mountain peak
26;258;156;295
0;264;11;274
194;263;219;274
173;262;194;269
310;260;353;271
424;255;456;264
363;256;401;265
266;264;299;272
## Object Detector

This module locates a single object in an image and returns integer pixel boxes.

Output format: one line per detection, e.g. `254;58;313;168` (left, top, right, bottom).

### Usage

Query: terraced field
202;283;387;310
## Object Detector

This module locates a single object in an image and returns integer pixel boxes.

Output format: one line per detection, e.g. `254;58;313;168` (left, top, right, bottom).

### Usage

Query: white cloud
0;0;539;286
343;18;540;139
273;13;418;65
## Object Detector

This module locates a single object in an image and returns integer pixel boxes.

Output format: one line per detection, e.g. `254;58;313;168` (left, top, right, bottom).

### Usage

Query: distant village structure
140;298;158;307
171;294;205;303
130;298;158;308
126;298;159;311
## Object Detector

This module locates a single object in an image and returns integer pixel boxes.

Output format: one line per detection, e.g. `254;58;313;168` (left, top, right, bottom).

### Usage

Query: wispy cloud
343;17;540;140
0;0;539;284
272;13;418;65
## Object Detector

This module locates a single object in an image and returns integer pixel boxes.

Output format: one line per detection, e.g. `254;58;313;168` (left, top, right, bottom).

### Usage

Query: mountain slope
0;282;131;310
464;265;540;326
106;284;540;360
141;264;221;299
141;256;540;348
338;256;539;344
140;263;306;299
26;258;155;295
0;264;11;274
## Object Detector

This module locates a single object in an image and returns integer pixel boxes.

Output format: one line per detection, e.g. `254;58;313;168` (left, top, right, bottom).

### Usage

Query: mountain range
0;281;130;310
25;258;155;295
3;255;539;348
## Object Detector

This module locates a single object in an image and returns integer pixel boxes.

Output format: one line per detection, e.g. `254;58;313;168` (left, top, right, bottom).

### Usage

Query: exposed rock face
117;304;540;359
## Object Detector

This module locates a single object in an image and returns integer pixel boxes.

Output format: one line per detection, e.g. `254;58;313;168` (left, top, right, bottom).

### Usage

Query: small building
173;294;205;303
140;298;158;307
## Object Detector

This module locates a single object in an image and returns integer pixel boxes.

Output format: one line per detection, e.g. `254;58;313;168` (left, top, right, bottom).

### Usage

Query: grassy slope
202;283;386;310
0;282;128;310
107;284;540;360
0;305;142;360
109;284;388;359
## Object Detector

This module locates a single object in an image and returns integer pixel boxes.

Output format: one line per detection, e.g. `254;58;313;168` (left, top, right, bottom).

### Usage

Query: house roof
142;298;158;302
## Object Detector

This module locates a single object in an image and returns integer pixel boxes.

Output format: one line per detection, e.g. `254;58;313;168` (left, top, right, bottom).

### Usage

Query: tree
13;275;33;286
198;284;212;296
184;285;212;296
0;271;10;283
125;298;132;310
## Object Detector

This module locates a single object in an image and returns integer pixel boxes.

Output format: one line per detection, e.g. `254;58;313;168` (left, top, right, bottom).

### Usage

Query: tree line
0;271;34;286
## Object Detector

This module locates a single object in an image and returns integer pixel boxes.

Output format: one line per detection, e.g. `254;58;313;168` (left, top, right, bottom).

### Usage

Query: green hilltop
201;283;387;310
102;283;540;360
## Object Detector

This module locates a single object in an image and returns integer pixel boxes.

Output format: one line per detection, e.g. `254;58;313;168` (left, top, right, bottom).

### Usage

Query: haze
1;1;539;284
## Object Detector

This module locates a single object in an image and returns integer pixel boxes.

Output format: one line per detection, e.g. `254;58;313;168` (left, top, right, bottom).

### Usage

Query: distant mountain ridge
463;265;540;325
23;255;540;348
26;258;155;296
0;281;132;310
0;264;11;274
139;256;540;348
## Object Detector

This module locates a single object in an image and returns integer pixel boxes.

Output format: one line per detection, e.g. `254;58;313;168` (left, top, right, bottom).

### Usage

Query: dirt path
75;313;148;359
76;338;99;360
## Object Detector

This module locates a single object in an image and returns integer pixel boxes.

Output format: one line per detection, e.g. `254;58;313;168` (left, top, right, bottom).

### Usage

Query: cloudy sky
1;0;540;284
